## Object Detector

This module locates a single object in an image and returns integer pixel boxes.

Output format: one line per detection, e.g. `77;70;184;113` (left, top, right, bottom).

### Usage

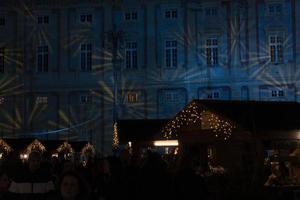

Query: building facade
0;0;299;153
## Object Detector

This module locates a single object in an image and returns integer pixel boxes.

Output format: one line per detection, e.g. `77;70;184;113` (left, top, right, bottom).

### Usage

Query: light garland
113;122;119;148
0;138;12;153
81;143;95;157
161;102;236;141
57;141;74;154
25;139;46;154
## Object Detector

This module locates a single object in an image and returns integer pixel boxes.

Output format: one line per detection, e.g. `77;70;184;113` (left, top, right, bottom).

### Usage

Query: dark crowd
0;149;298;200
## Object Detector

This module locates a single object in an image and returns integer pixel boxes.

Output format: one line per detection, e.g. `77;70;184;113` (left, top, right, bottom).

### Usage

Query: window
206;38;218;66
205;7;218;16
37;16;49;24
37;45;48;72
81;43;92;71
0;97;5;105
165;40;177;68
0;17;5;26
127;92;138;103
207;91;220;99
80;14;92;23
268;3;282;15
80;95;92;104
125;42;137;69
165;9;177;19
0;48;4;73
124;12;138;20
35;96;48;104
165;91;179;103
271;90;285;97
269;35;283;64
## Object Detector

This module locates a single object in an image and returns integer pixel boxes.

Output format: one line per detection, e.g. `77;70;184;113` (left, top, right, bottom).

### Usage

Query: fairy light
25;139;46;154
57;141;74;154
161;102;236;141
81;143;95;157
0;138;12;153
113;122;119;148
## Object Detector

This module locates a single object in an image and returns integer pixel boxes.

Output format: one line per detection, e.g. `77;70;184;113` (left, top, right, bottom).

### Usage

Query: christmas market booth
1;138;93;161
116;119;172;154
161;100;300;172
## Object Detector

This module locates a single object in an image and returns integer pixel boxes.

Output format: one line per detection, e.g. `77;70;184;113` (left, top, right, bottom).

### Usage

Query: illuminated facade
0;0;299;153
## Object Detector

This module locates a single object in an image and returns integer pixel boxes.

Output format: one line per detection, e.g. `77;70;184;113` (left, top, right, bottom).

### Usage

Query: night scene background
0;0;300;199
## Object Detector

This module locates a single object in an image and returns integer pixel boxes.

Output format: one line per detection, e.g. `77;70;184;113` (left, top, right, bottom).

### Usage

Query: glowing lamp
153;140;179;147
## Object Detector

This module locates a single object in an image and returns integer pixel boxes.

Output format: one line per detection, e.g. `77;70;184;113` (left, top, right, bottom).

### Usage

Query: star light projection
161;101;236;141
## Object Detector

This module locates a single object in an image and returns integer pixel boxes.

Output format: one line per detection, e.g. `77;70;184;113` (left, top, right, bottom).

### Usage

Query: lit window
35;96;48;104
127;92;138;103
269;35;283;64
125;42;137;69
81;43;92;71
37;45;48;72
165;40;177;68
80;95;92;104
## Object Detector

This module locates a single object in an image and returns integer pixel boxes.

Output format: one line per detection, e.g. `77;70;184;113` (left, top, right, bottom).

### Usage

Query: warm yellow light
153;140;179;147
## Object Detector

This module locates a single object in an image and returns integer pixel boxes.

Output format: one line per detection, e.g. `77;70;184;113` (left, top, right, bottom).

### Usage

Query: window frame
164;9;178;19
127;92;139;103
269;35;284;64
205;38;219;66
125;42;137;69
165;40;178;68
80;95;93;105
36;45;49;73
80;43;92;72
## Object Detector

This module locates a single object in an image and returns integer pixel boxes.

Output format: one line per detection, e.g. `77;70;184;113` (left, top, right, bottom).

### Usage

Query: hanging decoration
0;138;12;154
113;122;119;148
161;101;236;141
57;141;74;155
81;143;95;158
25;139;46;154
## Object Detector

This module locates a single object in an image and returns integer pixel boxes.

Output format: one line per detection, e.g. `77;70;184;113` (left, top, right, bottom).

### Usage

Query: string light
113;122;119;148
0;138;12;153
81;142;95;157
25;139;46;154
161;102;236;141
57;141;74;154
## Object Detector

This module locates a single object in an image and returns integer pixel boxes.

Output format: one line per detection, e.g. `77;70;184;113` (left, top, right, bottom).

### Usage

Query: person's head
28;151;42;172
0;169;10;192
59;171;86;200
